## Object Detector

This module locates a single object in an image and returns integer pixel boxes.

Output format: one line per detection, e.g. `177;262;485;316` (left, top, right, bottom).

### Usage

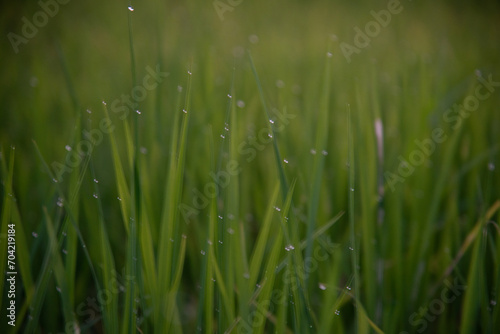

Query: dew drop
221;134;225;139
140;147;148;154
285;244;295;251
268;133;273;138
274;206;281;212
182;109;187;114
327;52;333;58
62;249;68;255
52;178;58;183
117;197;122;201
335;310;340;315
93;178;99;183
57;198;64;207
491;300;497;306
319;283;327;290
237;100;245;108
349;246;354;251
488;163;495;171
62;231;67;237
218;240;223;244
350;188;354;192
187;70;192;75
93;193;98;199
310;149;317;155
200;250;206;255
56;286;62;293
227;94;232;98
128;6;134;11
227;228;235;235
276;80;285;88
322;150;328;156
32;232;38;238
243;273;250;279
65;145;72;151
249;34;259;44
269;119;275;124
136;110;141;114
283;159;289;164
177;85;183;92
346;286;351;291
207;240;213;245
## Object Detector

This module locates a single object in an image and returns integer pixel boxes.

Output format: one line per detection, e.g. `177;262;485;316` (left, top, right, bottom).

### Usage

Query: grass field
1;0;500;333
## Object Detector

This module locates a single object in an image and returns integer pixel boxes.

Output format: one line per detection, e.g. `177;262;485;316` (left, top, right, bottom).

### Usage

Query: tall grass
1;0;500;333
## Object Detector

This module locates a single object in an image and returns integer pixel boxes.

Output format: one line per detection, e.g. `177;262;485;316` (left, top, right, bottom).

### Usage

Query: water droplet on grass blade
335;310;340;315
283;159;289;164
488;163;495;171
237;100;245;108
285;244;295;251
32;232;38;238
319;283;327;290
128;6;134;11
56;286;62;293
310;149;317;155
65;145;72;151
200;250;205;255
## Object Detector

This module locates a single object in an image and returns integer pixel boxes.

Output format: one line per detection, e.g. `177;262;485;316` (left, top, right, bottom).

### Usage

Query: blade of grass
305;49;332;290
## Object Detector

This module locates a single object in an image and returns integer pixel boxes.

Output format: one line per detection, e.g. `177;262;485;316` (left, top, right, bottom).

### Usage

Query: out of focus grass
1;0;500;333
